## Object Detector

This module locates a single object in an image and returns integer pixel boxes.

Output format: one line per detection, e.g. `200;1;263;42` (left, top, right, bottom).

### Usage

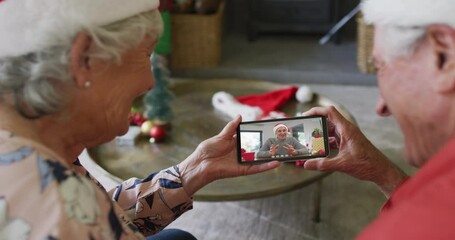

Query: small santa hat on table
236;86;298;118
212;85;313;121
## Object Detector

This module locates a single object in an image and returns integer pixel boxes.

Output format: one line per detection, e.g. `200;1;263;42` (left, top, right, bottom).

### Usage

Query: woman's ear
428;25;455;93
70;32;92;88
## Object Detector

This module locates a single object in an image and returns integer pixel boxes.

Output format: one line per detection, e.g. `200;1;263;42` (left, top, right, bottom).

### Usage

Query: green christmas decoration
155;5;172;55
143;54;174;123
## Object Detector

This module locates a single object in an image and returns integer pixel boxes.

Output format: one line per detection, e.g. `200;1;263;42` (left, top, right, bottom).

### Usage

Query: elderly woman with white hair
303;0;455;239
0;1;280;239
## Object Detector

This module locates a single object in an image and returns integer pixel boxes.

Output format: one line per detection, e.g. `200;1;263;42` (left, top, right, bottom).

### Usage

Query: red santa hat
273;123;289;134
237;85;313;120
211;85;313;121
236;86;299;116
0;0;160;58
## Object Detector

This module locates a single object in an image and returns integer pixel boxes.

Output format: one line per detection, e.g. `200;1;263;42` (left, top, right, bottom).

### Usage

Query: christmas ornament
140;120;154;136
128;112;146;126
150;125;166;142
143;54;174;123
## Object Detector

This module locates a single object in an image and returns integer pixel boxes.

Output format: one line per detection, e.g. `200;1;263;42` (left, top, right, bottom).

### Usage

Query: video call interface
238;117;327;162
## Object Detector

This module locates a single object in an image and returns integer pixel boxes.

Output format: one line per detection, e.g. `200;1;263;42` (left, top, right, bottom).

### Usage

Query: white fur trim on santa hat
273;124;288;134
212;91;263;122
362;0;455;28
0;0;159;58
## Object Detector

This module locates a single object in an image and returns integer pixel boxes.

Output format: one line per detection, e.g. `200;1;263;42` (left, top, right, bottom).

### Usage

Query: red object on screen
242;152;255;161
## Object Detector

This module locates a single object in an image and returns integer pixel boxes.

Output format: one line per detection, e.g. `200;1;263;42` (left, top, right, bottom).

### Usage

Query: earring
84;81;91;88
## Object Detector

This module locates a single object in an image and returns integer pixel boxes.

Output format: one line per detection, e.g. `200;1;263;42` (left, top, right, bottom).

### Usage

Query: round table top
87;79;355;201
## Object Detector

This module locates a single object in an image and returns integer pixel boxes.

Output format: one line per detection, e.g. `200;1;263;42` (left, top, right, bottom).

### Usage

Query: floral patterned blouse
0;129;193;239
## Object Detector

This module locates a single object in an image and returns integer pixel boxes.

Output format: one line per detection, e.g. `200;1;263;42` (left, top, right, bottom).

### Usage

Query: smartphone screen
236;115;329;163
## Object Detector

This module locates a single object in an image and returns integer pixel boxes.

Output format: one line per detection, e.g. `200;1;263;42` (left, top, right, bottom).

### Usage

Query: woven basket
170;1;224;69
357;13;376;74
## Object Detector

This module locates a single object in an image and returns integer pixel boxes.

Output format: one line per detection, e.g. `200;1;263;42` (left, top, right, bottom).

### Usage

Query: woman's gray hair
0;9;163;118
380;25;427;62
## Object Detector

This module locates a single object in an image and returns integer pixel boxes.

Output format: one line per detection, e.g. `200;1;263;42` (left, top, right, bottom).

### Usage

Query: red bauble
150;126;166;142
128;112;146;126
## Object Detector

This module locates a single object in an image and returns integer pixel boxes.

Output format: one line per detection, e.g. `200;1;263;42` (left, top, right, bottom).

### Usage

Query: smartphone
237;115;329;163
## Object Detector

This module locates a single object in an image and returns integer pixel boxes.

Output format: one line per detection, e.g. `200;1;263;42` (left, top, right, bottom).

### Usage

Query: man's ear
428;25;455;93
70;32;92;88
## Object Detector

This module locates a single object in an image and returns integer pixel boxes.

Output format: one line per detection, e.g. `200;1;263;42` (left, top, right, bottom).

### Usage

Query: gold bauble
140;120;154;136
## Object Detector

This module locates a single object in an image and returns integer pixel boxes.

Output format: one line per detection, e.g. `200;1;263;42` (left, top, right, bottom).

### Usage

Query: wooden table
87;79;355;202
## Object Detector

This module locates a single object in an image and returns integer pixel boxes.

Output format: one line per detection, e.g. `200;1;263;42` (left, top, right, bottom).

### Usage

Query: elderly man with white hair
304;0;455;238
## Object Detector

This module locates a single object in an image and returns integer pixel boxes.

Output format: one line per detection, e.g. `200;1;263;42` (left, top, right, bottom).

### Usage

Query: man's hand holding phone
301;106;407;198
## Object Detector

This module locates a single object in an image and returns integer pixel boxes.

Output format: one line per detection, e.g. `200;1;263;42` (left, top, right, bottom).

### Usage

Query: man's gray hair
380;26;426;62
0;9;163;118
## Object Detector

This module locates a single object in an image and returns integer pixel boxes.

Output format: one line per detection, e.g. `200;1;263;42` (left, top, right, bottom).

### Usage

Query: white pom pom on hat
0;0;160;58
361;0;455;28
273;123;289;134
295;85;313;103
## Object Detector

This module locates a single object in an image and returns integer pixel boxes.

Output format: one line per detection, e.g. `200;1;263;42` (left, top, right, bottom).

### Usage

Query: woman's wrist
178;153;212;197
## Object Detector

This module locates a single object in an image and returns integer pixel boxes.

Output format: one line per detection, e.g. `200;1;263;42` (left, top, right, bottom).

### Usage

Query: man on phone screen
257;123;309;159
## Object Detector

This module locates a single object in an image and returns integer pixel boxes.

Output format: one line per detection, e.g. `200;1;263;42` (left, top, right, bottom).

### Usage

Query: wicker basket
357;14;376;74
170;1;224;69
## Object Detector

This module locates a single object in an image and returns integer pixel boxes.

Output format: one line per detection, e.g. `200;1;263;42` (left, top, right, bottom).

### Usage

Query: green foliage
312;128;321;137
155;11;171;55
143;54;174;122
